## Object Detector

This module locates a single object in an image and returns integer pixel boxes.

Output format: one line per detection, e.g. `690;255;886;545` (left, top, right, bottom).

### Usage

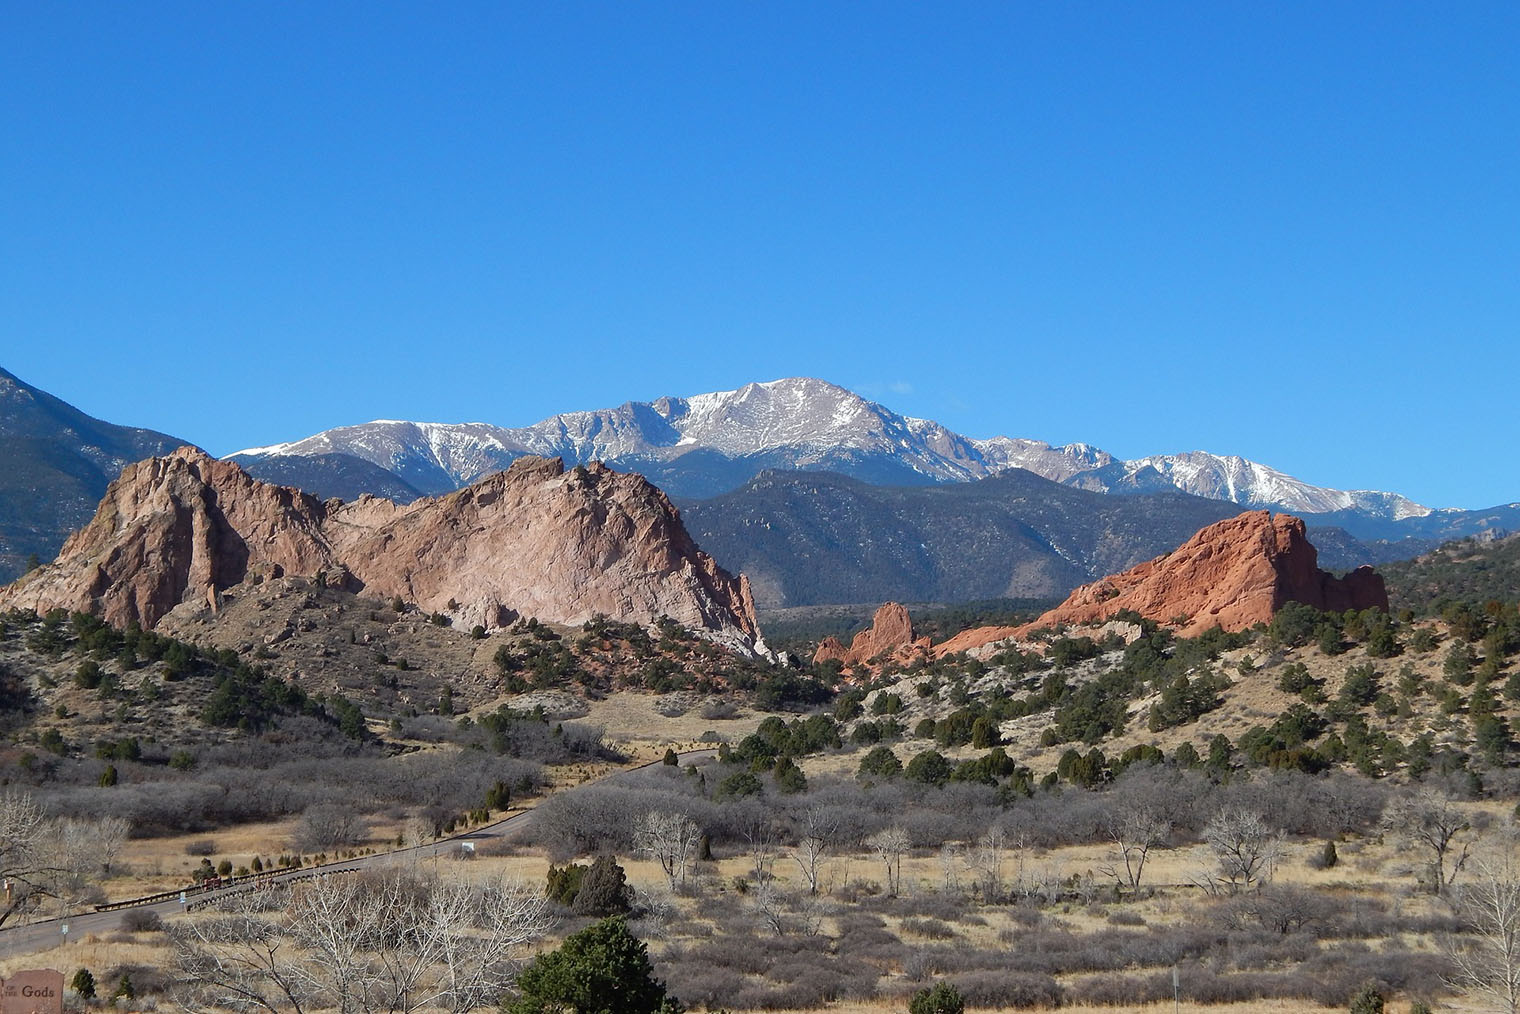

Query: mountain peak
226;377;1430;521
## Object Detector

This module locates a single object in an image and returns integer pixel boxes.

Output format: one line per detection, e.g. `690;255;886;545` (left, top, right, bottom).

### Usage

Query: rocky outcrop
814;601;929;670
939;511;1386;652
0;449;764;653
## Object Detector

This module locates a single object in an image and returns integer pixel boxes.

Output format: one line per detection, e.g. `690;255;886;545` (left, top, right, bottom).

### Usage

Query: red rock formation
0;450;339;630
814;601;929;670
814;635;849;665
938;511;1386;653
0;449;764;652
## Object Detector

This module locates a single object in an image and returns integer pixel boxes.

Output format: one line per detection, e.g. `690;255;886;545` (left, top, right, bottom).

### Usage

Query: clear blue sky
2;3;1515;508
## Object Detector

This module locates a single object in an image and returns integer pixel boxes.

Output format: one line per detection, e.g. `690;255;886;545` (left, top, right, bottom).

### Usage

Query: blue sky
2;3;1515;509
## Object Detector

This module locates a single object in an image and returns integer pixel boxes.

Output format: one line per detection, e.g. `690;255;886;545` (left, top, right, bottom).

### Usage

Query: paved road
0;748;716;962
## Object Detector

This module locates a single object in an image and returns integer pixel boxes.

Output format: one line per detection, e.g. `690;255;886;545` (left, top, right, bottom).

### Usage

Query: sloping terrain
0;367;191;583
678;469;1248;608
0;450;763;652
1381;531;1520;615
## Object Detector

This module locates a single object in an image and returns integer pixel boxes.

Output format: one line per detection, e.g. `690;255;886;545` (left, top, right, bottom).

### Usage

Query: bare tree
1388;788;1474;895
172;868;549;1014
293;804;368;854
866;826;911;897
967;826;1006;901
37;818;104;916
286;874;378;1014
1202;808;1280;893
790;806;837;895
939;842;963;892
1099;805;1170;891
0;788;99;925
736;806;780;885
364;870;550;1014
169;890;312;1014
751;879;788;937
1447;846;1520;1013
634;810;701;891
91;815;132;875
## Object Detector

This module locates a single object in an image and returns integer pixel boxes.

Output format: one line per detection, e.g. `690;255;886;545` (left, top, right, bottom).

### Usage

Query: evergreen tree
909;982;965;1014
506;917;682;1014
572;854;634;917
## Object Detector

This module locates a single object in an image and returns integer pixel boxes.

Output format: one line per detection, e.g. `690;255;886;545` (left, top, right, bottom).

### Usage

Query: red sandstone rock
0;449;764;652
814;635;849;664
813;601;926;670
938;511;1387;654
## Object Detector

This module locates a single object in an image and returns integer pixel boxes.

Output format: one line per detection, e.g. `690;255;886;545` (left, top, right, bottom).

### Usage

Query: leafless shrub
659;965;746;1010
292;804;367;853
184;839;216;856
1181;969;1298;1004
1223;884;1333;935
120;909;163;933
102;963;169;999
901;917;955;939
687;936;771;975
698;699;739;720
951;970;1062;1008
1067;970;1171;1006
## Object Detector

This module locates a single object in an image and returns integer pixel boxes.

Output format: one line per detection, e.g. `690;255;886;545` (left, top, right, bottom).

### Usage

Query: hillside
1381;532;1520;616
678;469;1391;608
0;367;190;583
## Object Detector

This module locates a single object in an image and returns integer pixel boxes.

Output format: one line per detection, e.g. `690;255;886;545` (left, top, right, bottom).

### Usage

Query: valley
1;485;1518;1012
0;375;1516;1014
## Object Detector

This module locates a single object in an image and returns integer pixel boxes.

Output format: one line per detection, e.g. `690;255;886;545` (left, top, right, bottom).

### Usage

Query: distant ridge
0;366;192;583
231;376;1432;521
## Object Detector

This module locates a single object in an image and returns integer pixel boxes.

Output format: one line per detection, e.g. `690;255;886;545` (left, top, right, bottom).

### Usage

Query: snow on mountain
229;377;1431;519
1086;452;1430;520
973;437;1118;483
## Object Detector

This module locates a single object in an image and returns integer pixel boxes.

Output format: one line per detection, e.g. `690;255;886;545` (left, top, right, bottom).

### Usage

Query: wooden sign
0;969;64;1014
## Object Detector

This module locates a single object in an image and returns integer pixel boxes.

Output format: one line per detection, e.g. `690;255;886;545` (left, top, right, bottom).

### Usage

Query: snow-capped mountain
230;377;1431;520
233;379;1000;495
1056;451;1430;521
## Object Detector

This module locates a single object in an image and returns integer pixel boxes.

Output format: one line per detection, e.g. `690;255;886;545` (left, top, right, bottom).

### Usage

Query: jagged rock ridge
814;601;928;670
937;511;1389;652
0;449;764;653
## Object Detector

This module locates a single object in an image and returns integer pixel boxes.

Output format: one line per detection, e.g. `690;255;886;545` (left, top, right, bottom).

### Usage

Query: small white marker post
1172;965;1180;1014
60;922;69;945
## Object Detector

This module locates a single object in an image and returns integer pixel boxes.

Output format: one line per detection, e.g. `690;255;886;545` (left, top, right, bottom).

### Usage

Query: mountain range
3;368;1514;600
230;377;1434;521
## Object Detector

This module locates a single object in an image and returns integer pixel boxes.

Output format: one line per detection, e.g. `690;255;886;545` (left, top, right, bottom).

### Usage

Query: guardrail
185;868;358;912
92;864;299;912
